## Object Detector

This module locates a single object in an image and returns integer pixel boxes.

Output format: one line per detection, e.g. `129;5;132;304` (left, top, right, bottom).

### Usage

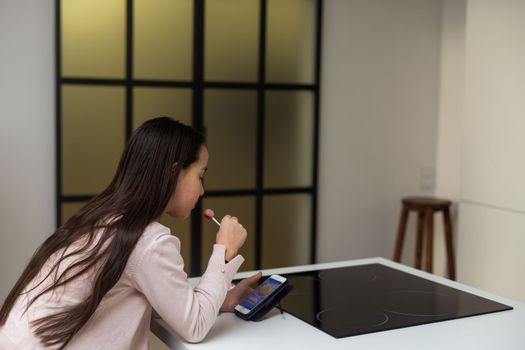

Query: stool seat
402;197;451;210
393;196;456;280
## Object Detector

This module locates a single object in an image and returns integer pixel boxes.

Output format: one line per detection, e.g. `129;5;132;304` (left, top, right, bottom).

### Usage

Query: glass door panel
205;0;259;82
134;0;193;80
61;202;88;225
204;89;257;190
262;194;311;268
62;85;125;195
266;0;315;83
264;91;314;188
62;0;125;78
133;87;192;129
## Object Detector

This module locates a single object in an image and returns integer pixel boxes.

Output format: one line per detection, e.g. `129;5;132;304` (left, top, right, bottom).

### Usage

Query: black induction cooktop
278;263;512;338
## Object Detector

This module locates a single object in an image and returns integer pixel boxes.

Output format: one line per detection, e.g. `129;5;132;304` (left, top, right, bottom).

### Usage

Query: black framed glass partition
56;0;323;276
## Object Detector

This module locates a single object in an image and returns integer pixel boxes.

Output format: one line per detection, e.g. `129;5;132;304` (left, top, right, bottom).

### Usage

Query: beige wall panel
461;0;525;212
458;0;525;303
458;202;525;303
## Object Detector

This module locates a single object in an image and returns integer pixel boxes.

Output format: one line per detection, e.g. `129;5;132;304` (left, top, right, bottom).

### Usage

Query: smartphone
234;274;288;319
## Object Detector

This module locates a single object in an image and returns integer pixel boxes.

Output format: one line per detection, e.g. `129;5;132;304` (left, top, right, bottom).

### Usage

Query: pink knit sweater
0;222;244;349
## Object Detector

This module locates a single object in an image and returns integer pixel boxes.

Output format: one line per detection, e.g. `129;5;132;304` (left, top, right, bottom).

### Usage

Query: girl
0;117;260;349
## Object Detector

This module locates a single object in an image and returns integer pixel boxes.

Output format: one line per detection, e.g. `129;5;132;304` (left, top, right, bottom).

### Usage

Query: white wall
435;0;465;201
433;0;466;276
318;0;442;263
0;0;55;301
457;0;525;302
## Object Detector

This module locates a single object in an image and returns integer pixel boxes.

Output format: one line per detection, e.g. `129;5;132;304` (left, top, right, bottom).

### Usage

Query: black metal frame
55;0;323;276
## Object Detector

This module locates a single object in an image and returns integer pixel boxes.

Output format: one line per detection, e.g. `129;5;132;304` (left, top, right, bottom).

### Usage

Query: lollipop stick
204;208;221;227
211;217;221;227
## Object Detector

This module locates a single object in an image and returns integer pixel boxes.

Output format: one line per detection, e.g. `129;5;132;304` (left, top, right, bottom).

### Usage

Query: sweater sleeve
130;233;244;343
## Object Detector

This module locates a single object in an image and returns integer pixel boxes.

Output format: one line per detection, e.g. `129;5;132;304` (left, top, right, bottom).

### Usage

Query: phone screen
239;277;284;311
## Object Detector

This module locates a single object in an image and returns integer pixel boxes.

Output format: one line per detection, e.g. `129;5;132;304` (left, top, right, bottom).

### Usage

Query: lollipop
203;208;221;227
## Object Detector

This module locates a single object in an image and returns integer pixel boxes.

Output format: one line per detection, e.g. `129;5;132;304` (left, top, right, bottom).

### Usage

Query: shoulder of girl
144;221;172;237
132;221;172;250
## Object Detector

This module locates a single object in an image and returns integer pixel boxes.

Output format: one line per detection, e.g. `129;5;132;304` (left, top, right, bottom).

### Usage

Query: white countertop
151;257;525;350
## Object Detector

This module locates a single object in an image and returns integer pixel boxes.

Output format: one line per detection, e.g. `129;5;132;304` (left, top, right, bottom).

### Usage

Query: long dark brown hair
0;117;204;348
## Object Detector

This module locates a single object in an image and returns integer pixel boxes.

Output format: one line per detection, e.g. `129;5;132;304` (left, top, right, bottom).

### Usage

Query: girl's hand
220;272;263;312
216;215;247;261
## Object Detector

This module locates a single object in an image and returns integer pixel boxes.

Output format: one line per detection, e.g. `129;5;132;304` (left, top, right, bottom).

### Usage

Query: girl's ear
171;162;179;173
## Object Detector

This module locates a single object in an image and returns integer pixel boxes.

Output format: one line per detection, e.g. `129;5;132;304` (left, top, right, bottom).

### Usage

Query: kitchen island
151;257;525;350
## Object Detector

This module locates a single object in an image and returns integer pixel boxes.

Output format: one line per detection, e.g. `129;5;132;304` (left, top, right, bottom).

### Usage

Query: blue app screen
239;277;282;310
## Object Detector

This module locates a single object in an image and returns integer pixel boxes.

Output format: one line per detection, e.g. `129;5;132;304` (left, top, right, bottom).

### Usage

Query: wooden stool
392;196;456;280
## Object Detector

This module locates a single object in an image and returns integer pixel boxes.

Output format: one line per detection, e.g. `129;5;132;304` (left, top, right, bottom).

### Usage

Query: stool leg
424;208;434;273
415;212;425;269
393;206;409;262
443;207;456;280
